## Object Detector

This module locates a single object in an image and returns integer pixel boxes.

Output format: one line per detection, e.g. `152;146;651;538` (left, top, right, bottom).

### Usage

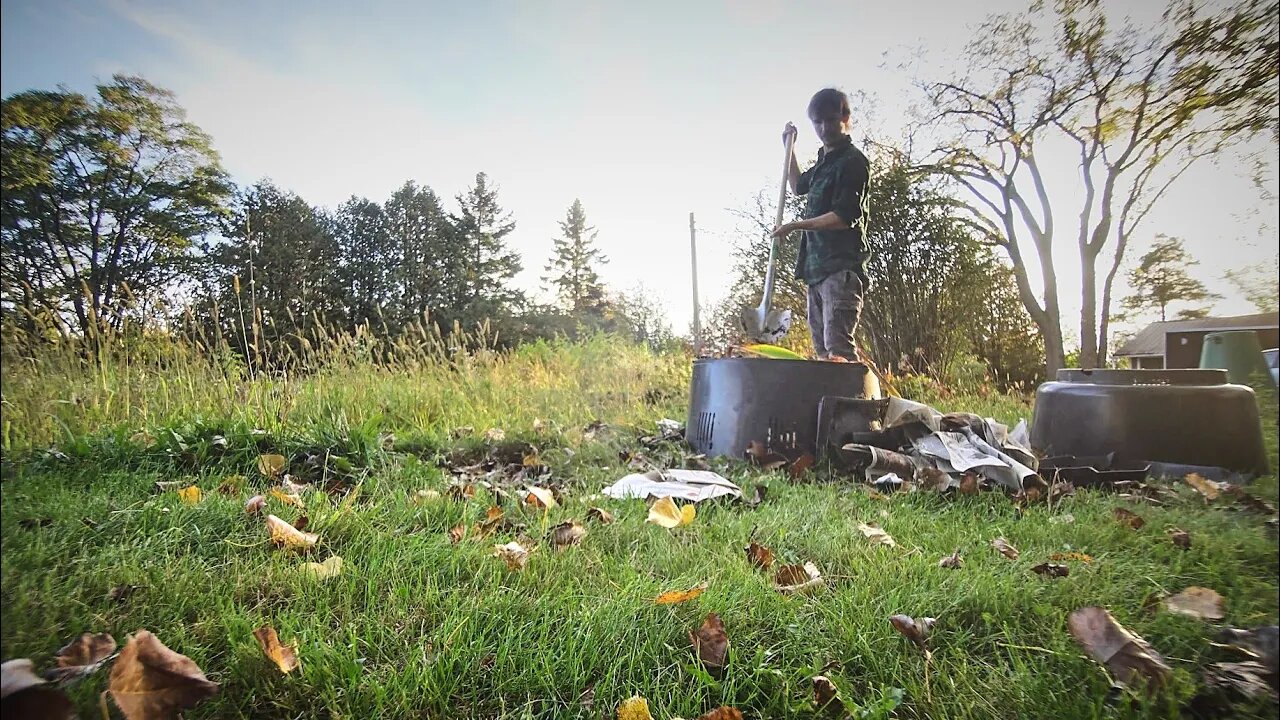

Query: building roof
1114;312;1280;358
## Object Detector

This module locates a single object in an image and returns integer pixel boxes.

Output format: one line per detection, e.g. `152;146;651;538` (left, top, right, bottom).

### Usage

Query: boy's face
809;109;849;146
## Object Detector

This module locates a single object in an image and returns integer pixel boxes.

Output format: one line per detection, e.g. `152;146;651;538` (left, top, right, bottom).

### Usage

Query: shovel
740;128;796;344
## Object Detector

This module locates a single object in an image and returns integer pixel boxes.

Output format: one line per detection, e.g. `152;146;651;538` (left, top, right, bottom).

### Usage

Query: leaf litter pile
1;416;1277;719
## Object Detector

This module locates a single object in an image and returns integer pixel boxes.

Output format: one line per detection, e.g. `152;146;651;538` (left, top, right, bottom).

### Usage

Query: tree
382;181;459;328
332;196;395;330
544;199;608;314
1;75;232;338
1224;256;1279;313
916;0;1278;371
1121;235;1220;321
451;172;523;326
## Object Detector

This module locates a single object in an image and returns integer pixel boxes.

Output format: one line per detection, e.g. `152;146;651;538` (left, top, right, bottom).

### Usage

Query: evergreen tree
544;199;608;314
1121;236;1220;322
452;172;523;326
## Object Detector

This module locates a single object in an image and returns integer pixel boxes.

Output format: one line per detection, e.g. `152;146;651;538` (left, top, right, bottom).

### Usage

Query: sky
2;0;1276;341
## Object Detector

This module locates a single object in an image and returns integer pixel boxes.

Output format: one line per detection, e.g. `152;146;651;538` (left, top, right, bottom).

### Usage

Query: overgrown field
2;337;1277;719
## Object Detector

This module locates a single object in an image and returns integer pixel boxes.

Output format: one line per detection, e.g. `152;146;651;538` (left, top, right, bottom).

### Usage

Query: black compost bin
686;358;880;459
1030;368;1269;475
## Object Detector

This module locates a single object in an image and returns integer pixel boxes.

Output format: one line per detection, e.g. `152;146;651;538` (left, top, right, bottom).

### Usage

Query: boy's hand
771;222;798;239
782;122;798;144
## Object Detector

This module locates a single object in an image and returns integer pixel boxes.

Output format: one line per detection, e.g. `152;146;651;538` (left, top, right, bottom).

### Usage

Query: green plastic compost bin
1200;330;1270;385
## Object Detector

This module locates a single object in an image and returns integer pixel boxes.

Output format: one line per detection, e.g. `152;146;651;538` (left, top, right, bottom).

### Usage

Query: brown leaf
447;483;477;502
746;440;788;470
1183;472;1223;500
448;524;467;544
244;495;266;514
493;541;531;570
1113;507;1145;530
918;467;951;492
1200;661;1278;703
788;453;816;479
257;453;287;479
697;708;743;720
689;613;729;672
745;542;775;570
1031;562;1069;578
958;471;980;496
524;486;558;509
1;659;75;719
291;515;309;532
1049;481;1075;502
1168;528;1191;550
858;522;897;548
938;549;963;569
775;561;825;593
265;514;319;549
655;583;708;604
253;625;300;674
1050;551;1093;564
45;632;117;682
483;427;506;443
1164;586;1226;620
550;520;587;551
890;614;936;659
991;537;1019;560
812;674;843;712
108;630;219;719
1067;606;1171;691
270;488;305;509
586;507;615;524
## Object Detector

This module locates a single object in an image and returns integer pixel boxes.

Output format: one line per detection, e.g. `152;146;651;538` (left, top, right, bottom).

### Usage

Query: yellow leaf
300;556;343;580
252;625;299;674
493;541;531;570
270;488;306;509
655;582;708;604
680;504;696;526
1183;472;1222;501
524;486;558;509
617;695;653;720
177;486;202;505
265;514;319;549
647;496;694;528
257;454;288;478
857;522;896;547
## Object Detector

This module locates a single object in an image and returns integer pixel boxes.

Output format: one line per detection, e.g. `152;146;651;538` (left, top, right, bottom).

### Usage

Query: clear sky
3;0;1276;340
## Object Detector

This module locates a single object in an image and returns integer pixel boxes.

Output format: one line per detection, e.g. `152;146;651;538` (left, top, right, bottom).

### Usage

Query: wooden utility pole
689;212;702;356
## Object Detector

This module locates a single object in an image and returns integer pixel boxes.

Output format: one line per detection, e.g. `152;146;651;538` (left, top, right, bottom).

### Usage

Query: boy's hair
807;88;851;120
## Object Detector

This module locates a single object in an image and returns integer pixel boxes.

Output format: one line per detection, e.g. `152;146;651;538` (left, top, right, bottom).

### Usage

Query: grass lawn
2;338;1277;719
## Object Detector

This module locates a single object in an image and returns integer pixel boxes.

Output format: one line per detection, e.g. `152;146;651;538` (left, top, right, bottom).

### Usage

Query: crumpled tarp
601;469;742;502
842;397;1038;492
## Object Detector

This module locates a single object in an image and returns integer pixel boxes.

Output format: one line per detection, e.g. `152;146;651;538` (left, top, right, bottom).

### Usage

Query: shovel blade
740;307;792;344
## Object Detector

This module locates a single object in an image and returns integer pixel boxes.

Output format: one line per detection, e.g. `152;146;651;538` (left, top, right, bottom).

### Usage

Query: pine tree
544;199;608;314
452;173;523;325
1121;236;1221;322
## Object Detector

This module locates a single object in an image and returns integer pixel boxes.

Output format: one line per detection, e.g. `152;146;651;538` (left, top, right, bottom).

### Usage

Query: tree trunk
1078;246;1099;369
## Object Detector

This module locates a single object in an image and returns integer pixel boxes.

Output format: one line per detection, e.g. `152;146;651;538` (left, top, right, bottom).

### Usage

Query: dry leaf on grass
108;630;219;720
890;614;936;660
1183;472;1224;500
257;454;287;478
1068;606;1171;691
616;695;653;720
812;674;843;712
647;497;695;528
587;507;615;524
244;495;266;514
551;520;587;551
269;488;305;509
1;659;74;719
483;427;506;443
153;481;182;494
447;483;477;502
746;440;789;470
45;632;117;682
697;708;743;720
300;556;343;580
1113;507;1145;529
938;550;963;569
524;486;558;509
1215;626;1279;674
991;537;1019;560
958;472;980;496
177;486;202;505
292;515;310;532
1050;551;1093;564
655;583;708;604
253;625;300;674
1031;562;1069;578
689;613;729;672
1168;528;1191;549
265;514;319;549
745;542;775;570
858;522;896;547
412;489;442;504
788;453;816;479
1164;586;1226;620
1200;661;1278;704
493;541;531;570
775;562;825;594
448;524;467;544
917;467;951;493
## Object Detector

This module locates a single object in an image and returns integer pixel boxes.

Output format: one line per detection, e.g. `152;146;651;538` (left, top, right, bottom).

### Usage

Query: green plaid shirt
795;135;870;285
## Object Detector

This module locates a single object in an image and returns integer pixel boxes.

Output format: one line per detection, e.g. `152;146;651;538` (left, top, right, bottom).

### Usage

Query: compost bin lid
1054;368;1228;386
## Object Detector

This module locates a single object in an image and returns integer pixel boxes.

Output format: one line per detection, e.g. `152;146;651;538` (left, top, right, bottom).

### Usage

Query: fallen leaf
991;537;1019;560
524;486;557;510
1067;606;1171;691
918;467;951;492
655;583;708;604
270;488;305;509
858;522;897;548
45;632;117;682
1183;472;1223;501
746;440;789;470
493;541;531;570
291;515;309;532
217;475;245;495
647;496;695;528
412;489;442;504
108;584;141;602
745;542;775;570
1;659;75;719
616;695;653;720
1223;486;1278;515
1049;481;1075;502
697;708;743;720
775;561;825;593
586;507;615;524
1113;507;1145;529
1199;661;1278;704
689;613;729;672
265;514;319;549
1215;626;1279;675
280;477;310;494
890;614;936;659
812;674;843;712
1164;586;1226;620
300;556;343;580
257;454;287;478
1031;562;1069;578
938;550;963;569
1168;528;1191;550
153;481;182;494
448;524;467;544
108;630;219;719
550;520;587;551
483;427;506;443
177;486;202;504
244;495;266;514
1050;551;1093;564
788;453;816;479
958;472;980;496
253;625;300;674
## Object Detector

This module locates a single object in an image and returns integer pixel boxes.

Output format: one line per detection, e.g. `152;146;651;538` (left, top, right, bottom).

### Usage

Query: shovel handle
761;131;796;313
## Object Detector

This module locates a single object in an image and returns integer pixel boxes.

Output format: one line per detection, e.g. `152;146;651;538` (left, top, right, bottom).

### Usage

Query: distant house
1114;312;1280;369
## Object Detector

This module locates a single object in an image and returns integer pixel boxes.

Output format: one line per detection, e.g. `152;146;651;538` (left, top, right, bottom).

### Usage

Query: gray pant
806;270;865;360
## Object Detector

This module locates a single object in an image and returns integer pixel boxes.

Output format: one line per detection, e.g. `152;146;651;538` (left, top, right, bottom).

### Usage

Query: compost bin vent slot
696;411;716;450
766;416;798;450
